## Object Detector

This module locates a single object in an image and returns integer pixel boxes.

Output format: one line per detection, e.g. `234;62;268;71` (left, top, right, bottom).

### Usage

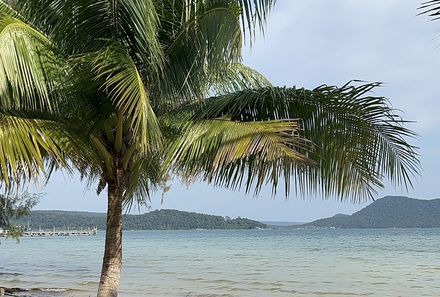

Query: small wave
310;291;359;296
77;280;98;286
184;293;235;297
0;272;23;276
38;288;68;292
2;287;71;297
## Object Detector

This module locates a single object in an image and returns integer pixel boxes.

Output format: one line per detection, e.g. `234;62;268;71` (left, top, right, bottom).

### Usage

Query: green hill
13;209;267;230
304;196;440;228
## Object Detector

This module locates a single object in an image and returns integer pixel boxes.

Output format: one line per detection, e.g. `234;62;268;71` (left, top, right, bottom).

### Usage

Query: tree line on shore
14;209;267;230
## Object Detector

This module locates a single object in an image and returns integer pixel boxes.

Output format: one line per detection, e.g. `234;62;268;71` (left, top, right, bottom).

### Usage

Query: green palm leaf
210;63;272;94
86;44;162;153
157;0;244;102
238;0;276;40
0;113;76;189
166;118;314;195
419;0;440;20
0;11;64;112
118;0;163;76
170;82;419;200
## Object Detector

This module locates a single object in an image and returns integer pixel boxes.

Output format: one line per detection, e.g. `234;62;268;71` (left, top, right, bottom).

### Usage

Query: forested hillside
14;209;267;230
304;196;440;228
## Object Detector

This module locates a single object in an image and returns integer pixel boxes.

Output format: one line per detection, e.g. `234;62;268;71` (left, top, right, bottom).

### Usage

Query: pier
0;227;97;237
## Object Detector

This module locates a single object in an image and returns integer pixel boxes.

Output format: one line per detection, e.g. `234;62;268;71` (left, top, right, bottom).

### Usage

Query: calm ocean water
1;228;439;297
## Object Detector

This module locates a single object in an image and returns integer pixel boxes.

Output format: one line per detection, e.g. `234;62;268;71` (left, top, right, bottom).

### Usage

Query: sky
35;0;440;222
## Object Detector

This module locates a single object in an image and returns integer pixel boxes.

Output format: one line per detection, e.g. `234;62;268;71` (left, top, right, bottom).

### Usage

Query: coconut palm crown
0;1;419;296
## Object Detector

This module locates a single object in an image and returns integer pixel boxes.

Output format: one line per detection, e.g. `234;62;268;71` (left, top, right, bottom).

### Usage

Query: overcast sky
35;0;440;222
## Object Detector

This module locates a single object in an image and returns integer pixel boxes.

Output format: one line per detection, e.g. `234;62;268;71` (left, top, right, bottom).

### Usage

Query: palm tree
0;1;419;296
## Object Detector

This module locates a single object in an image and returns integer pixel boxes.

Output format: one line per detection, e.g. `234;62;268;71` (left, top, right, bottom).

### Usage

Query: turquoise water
1;228;440;296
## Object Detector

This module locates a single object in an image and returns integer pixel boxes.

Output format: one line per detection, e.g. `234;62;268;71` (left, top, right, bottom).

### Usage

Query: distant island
14;209;267;231
14;196;440;231
304;196;440;228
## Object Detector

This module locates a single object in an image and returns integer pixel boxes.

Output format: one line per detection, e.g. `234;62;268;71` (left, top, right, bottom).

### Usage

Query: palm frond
0;113;71;190
154;0;276;105
237;0;276;41
165;118;314;195
171;82;419;201
86;45;162;153
160;0;275;41
0;11;64;113
4;0;62;36
123;151;167;210
0;1;19;18
419;0;440;20
209;63;272;94
155;0;243;103
40;0;113;54
117;0;163;77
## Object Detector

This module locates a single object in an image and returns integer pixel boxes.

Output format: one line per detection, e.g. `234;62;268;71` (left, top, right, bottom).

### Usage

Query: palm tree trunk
97;181;123;297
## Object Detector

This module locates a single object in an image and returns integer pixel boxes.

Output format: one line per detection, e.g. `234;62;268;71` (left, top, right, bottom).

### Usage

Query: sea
1;228;439;297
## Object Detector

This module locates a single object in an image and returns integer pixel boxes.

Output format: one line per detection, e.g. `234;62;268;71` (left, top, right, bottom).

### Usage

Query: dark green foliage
0;192;39;239
0;192;39;228
13;210;106;230
14;209;266;230
304;196;440;228
172;84;419;199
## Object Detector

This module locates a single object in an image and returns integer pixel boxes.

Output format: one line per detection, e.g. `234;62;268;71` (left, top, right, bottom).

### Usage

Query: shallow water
1;228;440;296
